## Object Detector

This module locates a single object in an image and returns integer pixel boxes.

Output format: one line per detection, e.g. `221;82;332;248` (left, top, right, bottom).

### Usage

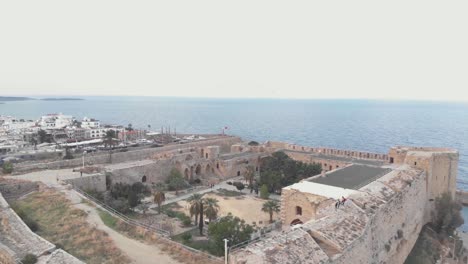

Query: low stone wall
64;173;107;192
0;181;40;201
12;136;241;174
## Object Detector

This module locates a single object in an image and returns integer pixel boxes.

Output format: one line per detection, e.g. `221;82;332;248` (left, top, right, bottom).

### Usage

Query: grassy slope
12;190;130;264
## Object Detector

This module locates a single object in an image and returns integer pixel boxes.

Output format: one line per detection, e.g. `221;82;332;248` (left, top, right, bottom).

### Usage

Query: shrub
181;233;192;242
433;192;464;235
227;181;233;185
182;218;192;227
166;209;177;218
233;182;245;191
193;178;201;184
260;184;269;199
2;161;13;174
21;254;37;264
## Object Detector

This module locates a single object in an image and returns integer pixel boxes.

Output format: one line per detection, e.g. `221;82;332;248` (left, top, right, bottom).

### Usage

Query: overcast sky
1;1;467;101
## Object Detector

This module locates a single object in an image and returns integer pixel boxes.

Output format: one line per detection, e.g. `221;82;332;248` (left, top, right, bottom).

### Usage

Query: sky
0;1;467;101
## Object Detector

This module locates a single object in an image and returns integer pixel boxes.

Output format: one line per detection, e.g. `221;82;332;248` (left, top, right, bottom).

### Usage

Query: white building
38;113;74;129
0;116;36;132
81;117;100;129
89;127;124;139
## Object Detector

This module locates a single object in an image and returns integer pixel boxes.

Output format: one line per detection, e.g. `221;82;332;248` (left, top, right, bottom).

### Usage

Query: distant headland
40;98;84;101
0;96;34;101
0;96;84;101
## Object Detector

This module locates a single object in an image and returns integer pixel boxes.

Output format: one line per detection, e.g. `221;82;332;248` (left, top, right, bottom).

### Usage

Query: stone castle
229;143;458;264
2;135;459;263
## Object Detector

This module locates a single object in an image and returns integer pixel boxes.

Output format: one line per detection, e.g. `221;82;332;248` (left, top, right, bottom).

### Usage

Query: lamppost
82;151;87;168
224;238;229;264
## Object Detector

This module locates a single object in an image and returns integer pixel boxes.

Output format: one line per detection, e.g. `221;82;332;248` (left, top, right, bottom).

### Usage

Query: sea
1;96;467;190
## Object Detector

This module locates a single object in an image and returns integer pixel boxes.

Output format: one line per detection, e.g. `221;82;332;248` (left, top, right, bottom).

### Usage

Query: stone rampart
12;136;241;174
331;169;427;264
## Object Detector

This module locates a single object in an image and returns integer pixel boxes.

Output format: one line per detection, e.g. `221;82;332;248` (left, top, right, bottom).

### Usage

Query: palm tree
204;197;220;222
244;165;255;186
153;191;166;214
262;200;280;223
104;130;116;148
187;193;204;225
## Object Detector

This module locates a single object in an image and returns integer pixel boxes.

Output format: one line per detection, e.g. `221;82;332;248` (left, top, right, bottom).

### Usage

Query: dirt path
61;189;181;264
77;203;180;264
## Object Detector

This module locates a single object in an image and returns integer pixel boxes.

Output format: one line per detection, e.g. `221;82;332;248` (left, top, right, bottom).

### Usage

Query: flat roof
309;164;392;190
284;181;359;200
283;149;385;166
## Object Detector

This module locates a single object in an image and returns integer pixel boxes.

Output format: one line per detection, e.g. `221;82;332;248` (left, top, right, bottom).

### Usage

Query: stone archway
206;164;211;175
142;175;147;183
195;164;202;176
291;219;303;226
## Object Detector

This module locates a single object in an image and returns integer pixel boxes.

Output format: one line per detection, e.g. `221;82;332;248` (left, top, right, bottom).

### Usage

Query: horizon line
2;94;468;104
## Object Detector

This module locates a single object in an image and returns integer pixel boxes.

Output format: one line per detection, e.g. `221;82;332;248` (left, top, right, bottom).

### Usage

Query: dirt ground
176;193;279;226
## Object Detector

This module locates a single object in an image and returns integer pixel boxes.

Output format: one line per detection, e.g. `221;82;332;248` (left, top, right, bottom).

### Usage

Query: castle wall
284;151;349;171
64;173;107;192
283;144;388;162
331;170;427;264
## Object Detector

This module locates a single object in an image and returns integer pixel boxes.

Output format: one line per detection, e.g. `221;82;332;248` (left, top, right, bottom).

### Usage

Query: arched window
296;206;302;216
237;171;241;176
142;175;147;183
216;163;219;169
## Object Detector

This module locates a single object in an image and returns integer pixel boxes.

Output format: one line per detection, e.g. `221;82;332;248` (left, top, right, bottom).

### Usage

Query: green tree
260;184;269;199
433;192;464;235
166;169;187;194
259;151;322;192
204;197;220;222
248;141;259;146
153;191;166;214
2;161;13;174
188;193;204;225
262;200;280;223
208;213;254;256
38;129;49;143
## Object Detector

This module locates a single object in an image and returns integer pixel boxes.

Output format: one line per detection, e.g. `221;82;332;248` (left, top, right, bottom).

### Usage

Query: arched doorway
142;175;147;183
195;164;202;176
291;219;303;226
206;164;211;175
184;168;190;179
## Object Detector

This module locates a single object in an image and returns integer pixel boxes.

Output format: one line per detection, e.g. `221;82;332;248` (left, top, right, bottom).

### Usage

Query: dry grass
13;190;130;264
97;209;221;264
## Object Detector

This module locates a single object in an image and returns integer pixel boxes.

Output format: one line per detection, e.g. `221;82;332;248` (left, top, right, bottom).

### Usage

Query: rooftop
309;164;392;190
283;181;358;200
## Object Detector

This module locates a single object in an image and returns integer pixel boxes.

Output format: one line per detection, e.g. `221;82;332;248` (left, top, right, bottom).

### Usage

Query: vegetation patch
216;188;244;197
12;190;130;264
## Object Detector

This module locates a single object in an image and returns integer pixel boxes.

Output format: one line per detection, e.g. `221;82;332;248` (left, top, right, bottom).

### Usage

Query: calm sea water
1;97;467;189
